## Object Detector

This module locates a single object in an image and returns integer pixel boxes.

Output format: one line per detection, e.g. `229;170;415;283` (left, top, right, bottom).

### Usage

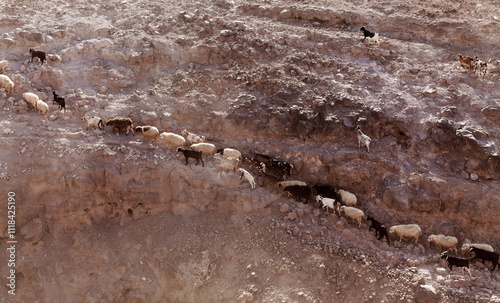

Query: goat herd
0;43;496;278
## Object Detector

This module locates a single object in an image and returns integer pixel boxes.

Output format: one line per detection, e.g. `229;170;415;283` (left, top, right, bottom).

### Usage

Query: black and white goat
29;48;46;65
360;27;380;46
440;251;472;277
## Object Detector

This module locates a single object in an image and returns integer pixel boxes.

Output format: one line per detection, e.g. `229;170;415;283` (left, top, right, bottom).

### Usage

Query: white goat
190;142;216;156
357;125;371;152
389;224;421;243
0;75;14;94
428;234;458;254
158;132;186;148
316;195;336;213
135;126;159;142
339;189;357;207
238;168;256;189
182;129;205;144
82;116;104;130
340;206;364;227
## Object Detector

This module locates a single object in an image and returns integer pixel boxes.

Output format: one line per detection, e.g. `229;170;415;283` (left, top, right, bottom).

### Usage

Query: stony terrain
0;0;499;302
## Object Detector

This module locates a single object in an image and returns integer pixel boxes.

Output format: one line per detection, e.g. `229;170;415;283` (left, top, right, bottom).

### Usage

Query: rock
288;212;298;221
21;217;45;243
280;204;290;213
415;285;440;303
470;173;479;181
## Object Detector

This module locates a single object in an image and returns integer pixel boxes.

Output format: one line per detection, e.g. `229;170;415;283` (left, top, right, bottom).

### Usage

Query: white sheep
357;125;371;153
278;180;307;189
316;195;336;213
389;224;422;243
0;60;8;73
158;132;186;148
214;153;239;173
23;92;40;109
0;74;14;94
461;243;494;253
81;116;104;130
340;206;364;227
190;142;216;156
238;168;256;189
182;129;205;144
36;99;49;119
135;126;159;142
428;234;458;254
217;148;242;160
339;189;357;207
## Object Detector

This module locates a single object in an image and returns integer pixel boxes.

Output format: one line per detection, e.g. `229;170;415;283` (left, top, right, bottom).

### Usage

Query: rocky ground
0;0;499;302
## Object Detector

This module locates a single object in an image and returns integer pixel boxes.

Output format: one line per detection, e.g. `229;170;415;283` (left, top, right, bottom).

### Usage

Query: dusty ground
0;0;499;302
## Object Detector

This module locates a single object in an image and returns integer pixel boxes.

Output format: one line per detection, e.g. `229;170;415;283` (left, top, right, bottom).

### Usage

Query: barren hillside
0;0;499;302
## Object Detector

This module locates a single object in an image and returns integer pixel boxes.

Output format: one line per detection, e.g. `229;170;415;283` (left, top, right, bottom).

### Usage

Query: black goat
29;48;46;65
283;185;312;203
260;162;287;181
312;184;340;200
52;91;66;111
470;247;500;271
441;252;472;276
366;216;390;244
360;27;375;42
177;148;204;167
270;159;293;176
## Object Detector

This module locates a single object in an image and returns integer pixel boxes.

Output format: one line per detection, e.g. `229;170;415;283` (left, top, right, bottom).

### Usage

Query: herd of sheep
0;36;496;278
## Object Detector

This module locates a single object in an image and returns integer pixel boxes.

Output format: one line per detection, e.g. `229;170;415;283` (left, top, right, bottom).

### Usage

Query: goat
469;247;500;271
177;147;204;167
82;116;104;130
366;216;390;244
457;54;474;71
259;171;281;192
441;251;472;277
283;185;312;203
106;118;134;135
29;48;46;65
316;195;336;213
238;168;256;189
181;130;205;144
52;91;66;111
360;27;380;46
312;184;340;200
357;125;371;153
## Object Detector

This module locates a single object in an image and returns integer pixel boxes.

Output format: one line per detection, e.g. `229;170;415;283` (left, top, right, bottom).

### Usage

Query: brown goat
457;54;474;70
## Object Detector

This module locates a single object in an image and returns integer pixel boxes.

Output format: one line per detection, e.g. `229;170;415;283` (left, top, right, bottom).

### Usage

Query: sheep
29;48;46;65
457;54;474;71
278;180;307;189
283;185;312;203
135;126;159;142
238;168;256;189
214;153;239;173
190;142;216;156
23;92;39;110
440;252;472;277
177;147;204;167
316;195;336;213
428;234;458;254
366;216;390;244
82;115;104;130
0;74;14;94
312;184;340;200
388;224;421;243
106;118;134;135
259;171;281;192
340;206;364;227
181;130;205;144
35;99;49;119
0;60;8;73
52;91;66;111
158;132;186;148
216;148;242;160
357;125;371;153
360;27;380;46
461;243;494;253
339;189;357;207
469;247;500;271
